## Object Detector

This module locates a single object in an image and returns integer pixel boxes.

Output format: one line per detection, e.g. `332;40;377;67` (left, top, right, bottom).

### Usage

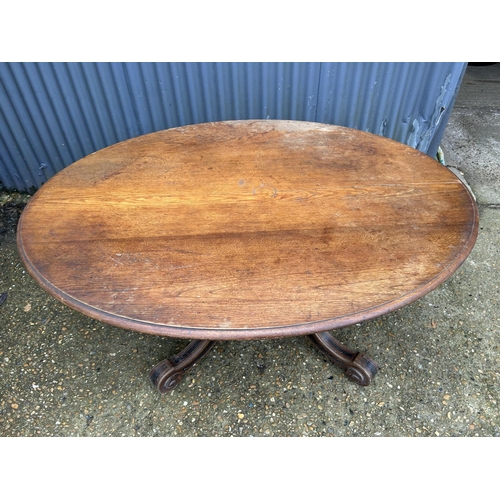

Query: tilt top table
17;120;479;392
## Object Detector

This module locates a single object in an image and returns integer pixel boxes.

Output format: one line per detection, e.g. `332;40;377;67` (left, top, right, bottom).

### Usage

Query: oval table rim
16;120;480;341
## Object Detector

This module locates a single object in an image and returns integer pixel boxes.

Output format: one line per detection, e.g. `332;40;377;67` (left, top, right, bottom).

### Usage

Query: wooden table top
17;120;479;340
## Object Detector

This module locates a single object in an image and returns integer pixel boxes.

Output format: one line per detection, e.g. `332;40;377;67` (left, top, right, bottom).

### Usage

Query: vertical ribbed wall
0;62;466;191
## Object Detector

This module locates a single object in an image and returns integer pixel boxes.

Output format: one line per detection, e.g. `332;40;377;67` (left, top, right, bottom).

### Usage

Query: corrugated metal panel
316;62;465;152
0;62;466;192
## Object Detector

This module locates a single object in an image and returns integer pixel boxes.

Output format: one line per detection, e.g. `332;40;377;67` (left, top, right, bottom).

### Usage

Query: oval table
16;120;479;392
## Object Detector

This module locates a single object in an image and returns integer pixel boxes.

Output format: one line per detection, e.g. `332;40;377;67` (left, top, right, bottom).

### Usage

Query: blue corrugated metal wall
0;62;466;192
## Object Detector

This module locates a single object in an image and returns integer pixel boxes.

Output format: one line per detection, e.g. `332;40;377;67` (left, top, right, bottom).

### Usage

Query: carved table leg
308;331;379;386
149;339;216;393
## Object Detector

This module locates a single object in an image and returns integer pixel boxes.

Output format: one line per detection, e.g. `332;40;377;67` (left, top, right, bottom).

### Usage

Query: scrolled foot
150;359;184;393
308;331;379;386
344;353;379;386
149;339;216;393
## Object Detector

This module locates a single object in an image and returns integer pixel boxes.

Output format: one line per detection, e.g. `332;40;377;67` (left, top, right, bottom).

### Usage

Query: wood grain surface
17;120;479;340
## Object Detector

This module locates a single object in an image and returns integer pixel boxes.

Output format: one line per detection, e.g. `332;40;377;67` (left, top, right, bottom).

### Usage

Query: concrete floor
1;63;499;438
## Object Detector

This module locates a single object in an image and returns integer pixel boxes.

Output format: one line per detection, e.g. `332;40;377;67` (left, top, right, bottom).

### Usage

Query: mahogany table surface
16;120;479;340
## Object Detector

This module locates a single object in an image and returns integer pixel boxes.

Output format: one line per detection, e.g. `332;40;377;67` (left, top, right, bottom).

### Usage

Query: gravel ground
1;64;499;440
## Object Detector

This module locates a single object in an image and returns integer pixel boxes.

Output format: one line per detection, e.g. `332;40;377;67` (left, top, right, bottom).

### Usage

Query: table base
149;331;379;393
